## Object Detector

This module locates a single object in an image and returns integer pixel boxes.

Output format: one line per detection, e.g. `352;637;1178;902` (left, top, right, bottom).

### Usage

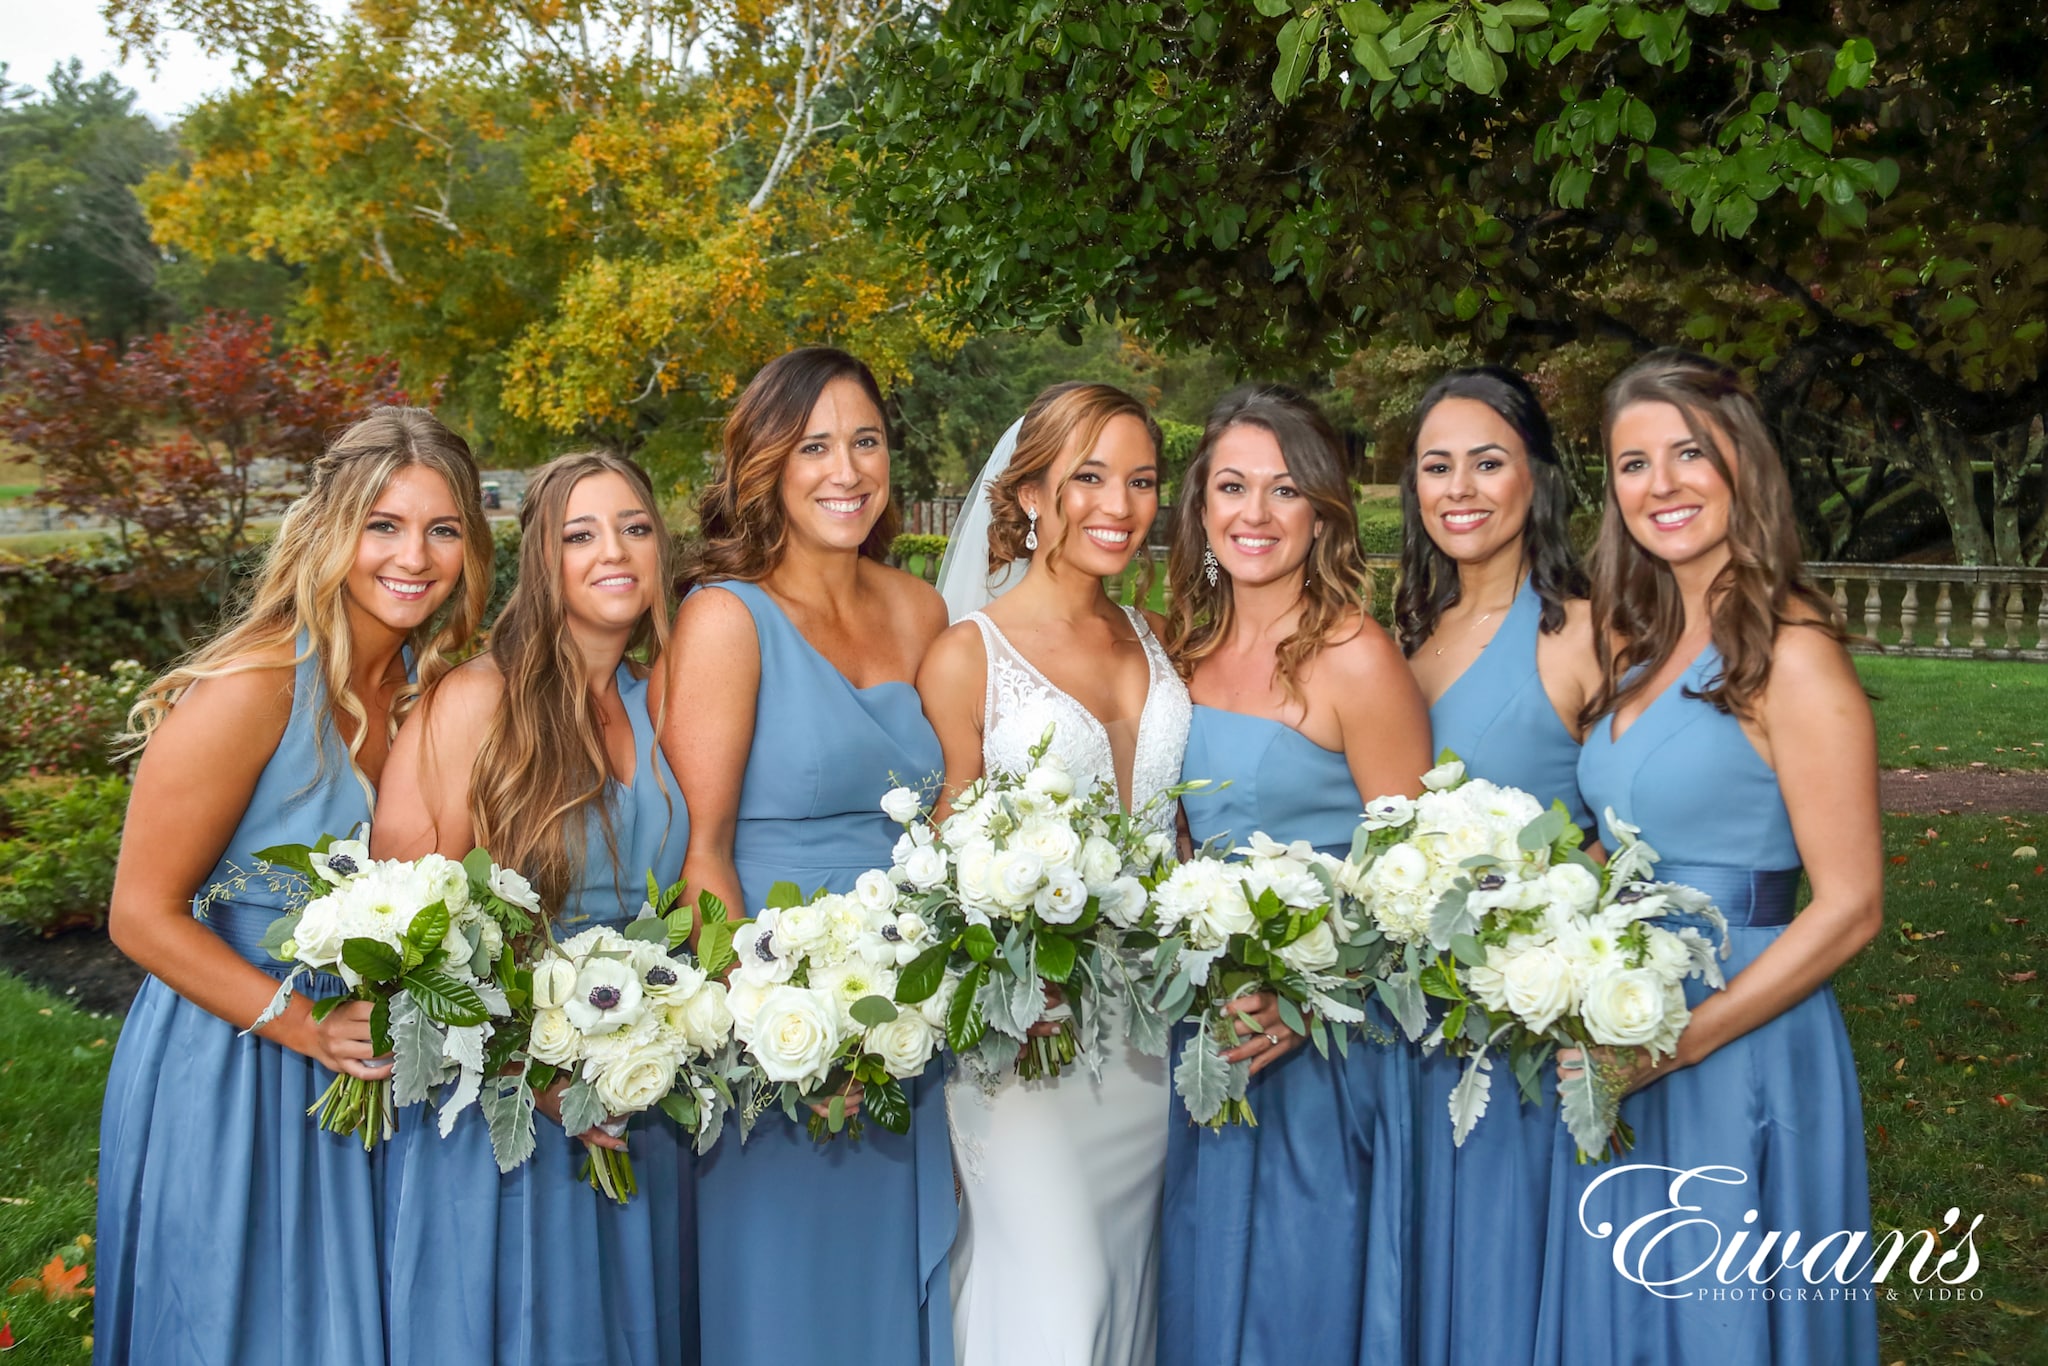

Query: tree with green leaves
858;1;2048;564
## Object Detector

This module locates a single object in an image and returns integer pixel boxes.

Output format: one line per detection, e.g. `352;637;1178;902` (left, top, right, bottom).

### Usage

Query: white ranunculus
414;853;471;916
531;957;578;1011
1497;944;1577;1032
1096;875;1147;930
901;843;948;890
865;1010;938;1077
489;865;544;915
775;903;827;955
1359;796;1415;831
880;786;925;825
527;1007;580;1065
1543;862;1603;916
749;986;840;1087
726;976;772;1036
1276;919;1340;974
953;838;999;907
988;847;1046;910
1076;835;1121;891
1025;755;1075;800
1243;855;1327;911
309;838;372;884
1033;867;1090;925
1373;843;1431;893
854;869;898;915
672;982;734;1055
1580;968;1669;1048
1639;926;1692;979
592;1048;675;1113
1422;758;1467;790
1012;818;1082;871
1189;873;1256;946
810;961;898;1033
563;957;644;1035
1140;830;1175;868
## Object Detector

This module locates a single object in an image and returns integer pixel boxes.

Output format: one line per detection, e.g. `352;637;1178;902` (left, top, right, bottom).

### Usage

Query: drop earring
1202;543;1219;587
1025;507;1039;551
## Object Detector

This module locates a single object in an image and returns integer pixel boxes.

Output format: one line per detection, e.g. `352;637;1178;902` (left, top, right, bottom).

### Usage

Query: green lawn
1859;656;2048;771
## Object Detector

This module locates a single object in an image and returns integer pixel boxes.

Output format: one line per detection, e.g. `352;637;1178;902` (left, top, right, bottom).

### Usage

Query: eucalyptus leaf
850;994;900;1028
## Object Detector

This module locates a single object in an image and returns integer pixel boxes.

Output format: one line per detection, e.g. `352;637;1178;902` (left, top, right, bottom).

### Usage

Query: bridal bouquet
249;838;529;1150
1338;758;1726;1160
879;735;1182;1085
495;876;741;1200
1133;833;1374;1128
726;877;953;1141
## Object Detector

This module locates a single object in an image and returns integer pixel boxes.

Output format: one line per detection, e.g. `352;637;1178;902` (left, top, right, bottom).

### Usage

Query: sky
3;3;244;122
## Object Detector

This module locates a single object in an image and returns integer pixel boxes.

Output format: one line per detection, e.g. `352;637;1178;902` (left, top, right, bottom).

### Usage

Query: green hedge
0;774;129;933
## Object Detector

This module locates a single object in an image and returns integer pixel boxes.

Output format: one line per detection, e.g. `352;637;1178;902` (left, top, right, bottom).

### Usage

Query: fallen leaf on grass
1888;854;1910;866
1892;993;1918;1005
1997;1301;2042;1317
6;1255;91;1301
2019;1173;2045;1186
2017;845;2040;859
2002;971;2039;984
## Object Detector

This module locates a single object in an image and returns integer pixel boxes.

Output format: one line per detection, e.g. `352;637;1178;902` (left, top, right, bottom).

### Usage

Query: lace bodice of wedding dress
966;605;1190;832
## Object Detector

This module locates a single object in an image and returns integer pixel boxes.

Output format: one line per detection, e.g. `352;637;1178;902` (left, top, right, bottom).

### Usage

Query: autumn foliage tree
0;310;408;587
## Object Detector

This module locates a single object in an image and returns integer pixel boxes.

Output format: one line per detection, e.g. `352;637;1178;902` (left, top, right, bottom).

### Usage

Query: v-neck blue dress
1415;579;1593;1366
1159;706;1420;1366
381;664;694;1366
1534;645;1877;1366
689;580;955;1366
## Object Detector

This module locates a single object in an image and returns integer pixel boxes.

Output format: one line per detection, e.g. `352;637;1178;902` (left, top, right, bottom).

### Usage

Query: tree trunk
1924;421;1995;565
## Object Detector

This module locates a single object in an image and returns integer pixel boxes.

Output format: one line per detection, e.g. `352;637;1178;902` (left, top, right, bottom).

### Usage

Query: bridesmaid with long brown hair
662;347;955;1366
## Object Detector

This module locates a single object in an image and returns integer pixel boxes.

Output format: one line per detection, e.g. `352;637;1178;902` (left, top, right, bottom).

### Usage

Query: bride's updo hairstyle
687;346;900;587
986;381;1163;578
1164;385;1374;707
1582;348;1841;729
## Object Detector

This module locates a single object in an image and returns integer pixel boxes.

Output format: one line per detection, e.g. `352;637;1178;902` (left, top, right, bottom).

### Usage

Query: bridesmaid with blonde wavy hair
96;407;491;1366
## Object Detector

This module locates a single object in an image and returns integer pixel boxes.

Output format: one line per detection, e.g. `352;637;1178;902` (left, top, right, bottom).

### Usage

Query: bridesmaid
663;347;955;1366
1396;367;1601;1366
1537;350;1881;1364
1158;385;1434;1366
96;409;491;1366
372;451;691;1366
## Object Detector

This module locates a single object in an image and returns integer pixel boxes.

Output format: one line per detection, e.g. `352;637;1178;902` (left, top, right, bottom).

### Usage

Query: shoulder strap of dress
1122;604;1170;673
963;611;1004;735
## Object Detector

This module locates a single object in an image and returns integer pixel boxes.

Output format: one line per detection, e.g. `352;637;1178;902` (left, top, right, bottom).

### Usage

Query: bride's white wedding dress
947;605;1191;1366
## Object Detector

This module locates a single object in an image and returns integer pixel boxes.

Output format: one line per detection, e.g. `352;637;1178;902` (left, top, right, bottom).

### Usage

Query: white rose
988;848;1046;910
672;982;735;1055
413;853;471;916
527;1007;580;1065
1374;843;1431;893
880;786;925;825
1422;758;1467;790
1012;819;1082;871
864;1010;938;1077
749;986;840;1087
917;972;960;1030
1276;919;1340;974
726;976;772;1037
810;962;899;1033
309;838;372;884
1190;873;1256;946
954;839;999;907
563;957;644;1035
489;865;544;915
592;1049;675;1114
1095;875;1147;930
290;892;350;967
1033;867;1090;925
1024;756;1075;800
530;957;578;1010
1543;862;1603;916
1498;944;1577;1032
887;911;933;965
1580;969;1670;1049
855;869;898;915
1076;835;1121;891
901;843;948;890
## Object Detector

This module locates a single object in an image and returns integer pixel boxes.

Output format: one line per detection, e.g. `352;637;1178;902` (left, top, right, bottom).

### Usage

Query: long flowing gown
946;607;1189;1366
1415;578;1593;1366
1533;644;1878;1366
1157;706;1418;1366
380;664;693;1366
691;579;957;1366
96;645;391;1366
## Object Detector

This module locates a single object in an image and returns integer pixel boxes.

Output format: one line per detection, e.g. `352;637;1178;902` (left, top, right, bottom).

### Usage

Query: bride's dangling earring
1025;506;1039;552
1202;543;1219;587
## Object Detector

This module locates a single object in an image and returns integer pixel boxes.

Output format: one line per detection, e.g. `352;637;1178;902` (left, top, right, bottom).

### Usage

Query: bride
917;381;1190;1366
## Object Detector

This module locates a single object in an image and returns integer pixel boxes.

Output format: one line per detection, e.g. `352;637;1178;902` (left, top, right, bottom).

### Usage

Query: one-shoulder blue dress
1532;644;1877;1365
1158;706;1419;1366
690;579;955;1366
1415;578;1594;1366
381;663;692;1366
96;646;393;1366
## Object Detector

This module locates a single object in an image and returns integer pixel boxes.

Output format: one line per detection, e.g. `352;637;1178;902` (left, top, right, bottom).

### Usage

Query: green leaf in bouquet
1276;995;1309;1039
948;963;989;1053
342;937;406;984
622;917;670;944
560;1078;609;1139
850;994;900;1028
388;991;452;1107
1557;1055;1623;1162
467;926;493;978
863;1076;911;1135
1511;1036;1548;1106
252;842;320;885
764;881;805;910
1428;888;1477;949
481;1075;537;1173
1151;934;1184;988
308;994;345;1023
962;923;999;963
696;891;737;975
1449;1052;1494;1145
369;995;392;1056
1000;926;1033;982
405;900;451;959
1516;805;1567;854
1035;929;1079;983
400;967;490;1026
1417;958;1463;1001
523;1061;558;1093
896;944;951;1004
1445;1000;1468;1043
659;1089;700;1130
1377;972;1428;1042
259;911;302;961
1448;932;1487;966
826;1093;848;1134
462;847;496;885
1174;1025;1232;1125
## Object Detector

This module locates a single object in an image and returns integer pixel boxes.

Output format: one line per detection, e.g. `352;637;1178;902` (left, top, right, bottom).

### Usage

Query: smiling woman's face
1413;396;1535;568
345;463;466;633
778;376;890;555
1608;399;1734;569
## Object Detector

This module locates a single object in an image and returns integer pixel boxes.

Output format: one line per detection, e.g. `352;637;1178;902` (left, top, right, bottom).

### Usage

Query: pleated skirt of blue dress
95;903;387;1366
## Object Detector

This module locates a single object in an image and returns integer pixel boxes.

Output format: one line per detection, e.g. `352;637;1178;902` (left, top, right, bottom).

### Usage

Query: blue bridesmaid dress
381;664;694;1366
1158;707;1418;1366
690;579;955;1366
96;645;390;1366
1533;645;1877;1365
1415;578;1593;1366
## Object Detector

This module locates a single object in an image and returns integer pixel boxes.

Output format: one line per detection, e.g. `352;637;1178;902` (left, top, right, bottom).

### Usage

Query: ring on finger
1264;1032;1280;1047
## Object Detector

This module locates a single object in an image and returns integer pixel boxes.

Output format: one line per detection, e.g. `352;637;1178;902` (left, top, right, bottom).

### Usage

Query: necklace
1433;604;1509;657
